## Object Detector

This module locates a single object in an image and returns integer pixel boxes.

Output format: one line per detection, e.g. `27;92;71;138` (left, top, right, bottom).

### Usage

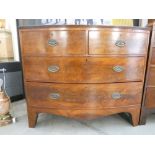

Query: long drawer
20;30;87;56
89;30;149;55
26;82;143;109
23;57;145;83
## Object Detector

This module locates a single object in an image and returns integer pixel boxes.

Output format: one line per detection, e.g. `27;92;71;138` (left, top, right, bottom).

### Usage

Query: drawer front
23;57;144;83
26;82;143;109
151;48;155;64
152;32;155;47
20;30;87;56
145;87;155;108
148;67;155;85
89;31;149;55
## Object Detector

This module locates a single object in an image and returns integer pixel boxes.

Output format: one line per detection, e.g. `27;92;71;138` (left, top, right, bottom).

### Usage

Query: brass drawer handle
48;65;60;73
113;65;124;72
111;92;122;99
115;40;126;47
49;93;60;100
48;39;57;46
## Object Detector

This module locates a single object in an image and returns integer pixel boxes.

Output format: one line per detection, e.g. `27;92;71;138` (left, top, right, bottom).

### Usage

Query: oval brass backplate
115;40;126;47
48;65;60;73
49;93;60;100
111;92;122;99
113;65;124;72
48;39;57;46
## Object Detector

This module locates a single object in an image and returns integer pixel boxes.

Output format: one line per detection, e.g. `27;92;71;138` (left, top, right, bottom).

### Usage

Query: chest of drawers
140;23;155;124
19;26;150;128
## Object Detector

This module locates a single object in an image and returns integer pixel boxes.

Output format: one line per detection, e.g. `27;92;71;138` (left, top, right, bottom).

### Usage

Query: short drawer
23;57;145;83
148;67;155;85
20;29;87;56
26;82;143;109
145;87;155;108
89;30;149;55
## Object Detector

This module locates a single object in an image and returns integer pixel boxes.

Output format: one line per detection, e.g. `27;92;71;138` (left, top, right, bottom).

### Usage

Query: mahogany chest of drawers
140;23;155;124
19;26;150;128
